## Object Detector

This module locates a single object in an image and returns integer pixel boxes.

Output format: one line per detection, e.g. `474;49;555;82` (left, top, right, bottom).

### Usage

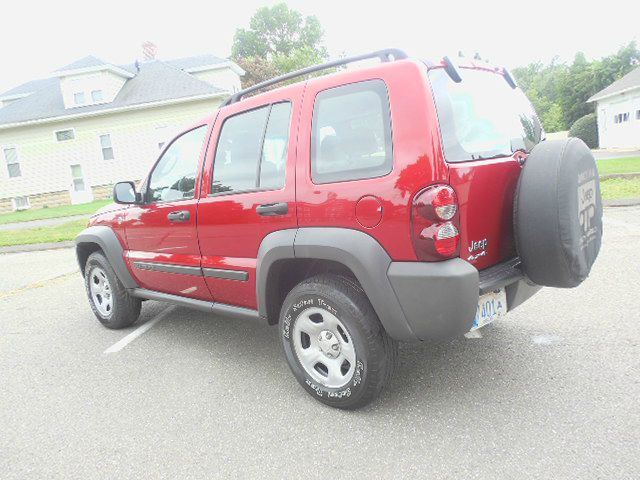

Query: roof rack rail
222;48;409;106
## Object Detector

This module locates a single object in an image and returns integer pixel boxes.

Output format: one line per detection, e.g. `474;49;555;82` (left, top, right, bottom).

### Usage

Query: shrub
569;113;598;149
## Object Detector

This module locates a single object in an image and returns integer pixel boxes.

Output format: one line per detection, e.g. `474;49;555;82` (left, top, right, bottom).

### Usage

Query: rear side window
212;102;291;194
311;80;393;184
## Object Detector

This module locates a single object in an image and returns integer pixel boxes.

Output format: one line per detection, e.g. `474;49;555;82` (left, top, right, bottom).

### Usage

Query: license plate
472;288;507;330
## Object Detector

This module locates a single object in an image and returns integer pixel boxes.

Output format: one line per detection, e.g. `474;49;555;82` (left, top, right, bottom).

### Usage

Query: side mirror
113;181;140;204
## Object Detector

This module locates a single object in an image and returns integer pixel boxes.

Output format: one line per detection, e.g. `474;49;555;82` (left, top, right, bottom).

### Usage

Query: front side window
212;102;291;194
429;68;544;162
100;134;114;160
148;126;207;202
74;92;85;105
311;80;393;184
4;147;21;178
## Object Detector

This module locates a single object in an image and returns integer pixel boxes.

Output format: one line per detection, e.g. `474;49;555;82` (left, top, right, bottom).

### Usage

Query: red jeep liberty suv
76;49;603;409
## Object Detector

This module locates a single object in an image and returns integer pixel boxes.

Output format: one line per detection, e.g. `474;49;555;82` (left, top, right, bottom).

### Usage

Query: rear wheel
279;274;397;409
84;251;141;329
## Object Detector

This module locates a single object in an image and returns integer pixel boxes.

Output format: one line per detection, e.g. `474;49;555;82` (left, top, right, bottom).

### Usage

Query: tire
514;138;603;288
279;274;398;409
84;251;141;329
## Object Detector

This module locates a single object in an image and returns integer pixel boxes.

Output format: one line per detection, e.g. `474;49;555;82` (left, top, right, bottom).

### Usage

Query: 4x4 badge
468;250;487;261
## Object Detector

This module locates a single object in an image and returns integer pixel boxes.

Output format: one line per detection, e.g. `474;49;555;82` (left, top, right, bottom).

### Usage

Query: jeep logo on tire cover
578;168;597;248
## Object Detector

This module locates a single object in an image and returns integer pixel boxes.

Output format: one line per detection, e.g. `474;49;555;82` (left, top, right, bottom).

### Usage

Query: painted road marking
104;306;175;354
464;330;483;339
532;334;563;345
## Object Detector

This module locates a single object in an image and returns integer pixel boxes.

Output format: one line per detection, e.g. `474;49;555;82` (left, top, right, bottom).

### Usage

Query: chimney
142;41;158;61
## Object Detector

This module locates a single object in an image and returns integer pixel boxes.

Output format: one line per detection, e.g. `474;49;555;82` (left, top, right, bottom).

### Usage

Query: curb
0;241;75;254
603;198;640;207
600;173;640;180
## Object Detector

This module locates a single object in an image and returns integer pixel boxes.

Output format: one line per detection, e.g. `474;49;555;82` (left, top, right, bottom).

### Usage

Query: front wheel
279;274;398;409
84;251;141;329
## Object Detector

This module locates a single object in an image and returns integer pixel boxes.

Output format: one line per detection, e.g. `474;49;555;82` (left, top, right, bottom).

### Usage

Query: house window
55;129;75;141
99;134;114;160
613;113;630;124
70;164;85;191
91;90;103;102
74;92;85;105
12;196;30;211
3;147;21;178
156;125;170;151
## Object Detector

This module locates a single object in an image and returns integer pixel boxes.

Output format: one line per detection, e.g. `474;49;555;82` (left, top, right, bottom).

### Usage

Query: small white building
588;66;640;149
0;54;243;212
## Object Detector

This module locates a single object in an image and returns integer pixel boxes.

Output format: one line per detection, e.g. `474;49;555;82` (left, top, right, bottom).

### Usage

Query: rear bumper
387;257;540;341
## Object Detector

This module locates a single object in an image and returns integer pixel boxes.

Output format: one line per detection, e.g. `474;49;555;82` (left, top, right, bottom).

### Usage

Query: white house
588;66;640;149
0;53;244;212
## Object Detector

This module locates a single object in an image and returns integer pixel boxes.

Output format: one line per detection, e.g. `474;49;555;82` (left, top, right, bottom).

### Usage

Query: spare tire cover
514;138;602;288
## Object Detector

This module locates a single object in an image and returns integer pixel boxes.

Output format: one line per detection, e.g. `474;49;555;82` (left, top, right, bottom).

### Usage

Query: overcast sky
1;0;638;93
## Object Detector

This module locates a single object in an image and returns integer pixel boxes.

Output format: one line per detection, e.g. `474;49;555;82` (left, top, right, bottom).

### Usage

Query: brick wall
0;189;71;213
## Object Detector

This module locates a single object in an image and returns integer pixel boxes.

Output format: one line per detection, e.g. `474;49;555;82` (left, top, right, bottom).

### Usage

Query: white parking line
104;306;175;354
464;330;483;339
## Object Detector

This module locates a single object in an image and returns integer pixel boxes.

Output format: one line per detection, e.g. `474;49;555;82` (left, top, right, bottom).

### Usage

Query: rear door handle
167;210;190;222
256;202;288;216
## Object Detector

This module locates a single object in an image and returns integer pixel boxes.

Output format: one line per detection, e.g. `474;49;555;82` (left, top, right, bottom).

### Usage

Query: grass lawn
0;219;87;247
600;177;640;200
0;199;111;225
596;157;640;176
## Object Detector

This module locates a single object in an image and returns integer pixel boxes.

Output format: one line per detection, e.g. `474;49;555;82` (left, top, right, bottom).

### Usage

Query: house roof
588;66;640;103
54;55;108;72
166;54;228;71
0;54;238;128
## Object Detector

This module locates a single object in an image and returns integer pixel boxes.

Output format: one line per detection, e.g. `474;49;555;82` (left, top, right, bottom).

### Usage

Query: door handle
167;210;190;222
256;202;288;216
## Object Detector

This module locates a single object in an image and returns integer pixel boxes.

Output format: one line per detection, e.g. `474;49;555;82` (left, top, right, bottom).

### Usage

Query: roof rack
222;48;409;106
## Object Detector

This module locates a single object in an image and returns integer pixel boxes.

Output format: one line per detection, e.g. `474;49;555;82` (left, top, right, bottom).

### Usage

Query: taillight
411;185;461;261
432;186;457;221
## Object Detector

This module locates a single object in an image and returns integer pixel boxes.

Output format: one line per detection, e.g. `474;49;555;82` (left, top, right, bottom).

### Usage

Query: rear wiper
476;153;512;160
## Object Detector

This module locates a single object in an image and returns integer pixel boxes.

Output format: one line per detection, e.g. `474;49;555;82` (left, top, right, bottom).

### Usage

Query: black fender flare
256;227;417;341
75;226;138;289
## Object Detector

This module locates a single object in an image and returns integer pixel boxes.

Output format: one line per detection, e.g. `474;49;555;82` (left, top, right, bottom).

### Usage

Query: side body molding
75;226;138;289
256;228;417;341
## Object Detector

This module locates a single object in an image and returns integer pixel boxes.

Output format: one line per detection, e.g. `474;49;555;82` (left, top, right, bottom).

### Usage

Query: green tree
513;41;640;132
232;3;329;87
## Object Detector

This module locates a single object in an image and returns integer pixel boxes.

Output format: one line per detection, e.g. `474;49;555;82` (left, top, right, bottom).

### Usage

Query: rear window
429;68;544;163
311;80;393;184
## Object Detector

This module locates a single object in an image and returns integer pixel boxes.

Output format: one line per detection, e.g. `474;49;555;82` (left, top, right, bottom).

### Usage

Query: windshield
429;68;544;162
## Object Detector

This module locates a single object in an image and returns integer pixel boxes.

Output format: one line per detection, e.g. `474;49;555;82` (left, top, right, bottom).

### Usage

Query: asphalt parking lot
1;206;639;479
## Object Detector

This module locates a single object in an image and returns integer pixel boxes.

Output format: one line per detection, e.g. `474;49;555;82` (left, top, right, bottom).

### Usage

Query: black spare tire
514;138;602;288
